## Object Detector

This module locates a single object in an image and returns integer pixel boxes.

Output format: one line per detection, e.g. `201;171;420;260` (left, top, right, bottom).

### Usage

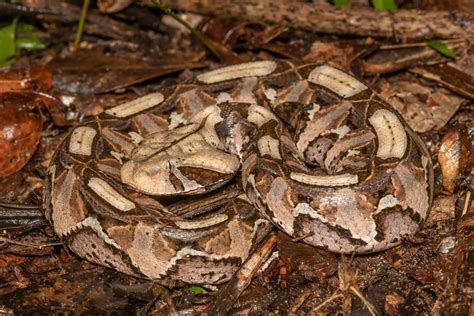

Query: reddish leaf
0;93;43;177
0;65;53;93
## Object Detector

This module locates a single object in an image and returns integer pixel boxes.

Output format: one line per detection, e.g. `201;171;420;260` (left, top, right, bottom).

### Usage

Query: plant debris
0;1;472;314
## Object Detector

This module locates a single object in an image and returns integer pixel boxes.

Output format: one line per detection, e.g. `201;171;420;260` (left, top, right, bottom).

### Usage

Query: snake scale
43;60;434;284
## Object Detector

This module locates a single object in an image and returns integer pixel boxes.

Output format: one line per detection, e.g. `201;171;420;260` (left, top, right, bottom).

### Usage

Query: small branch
157;0;473;40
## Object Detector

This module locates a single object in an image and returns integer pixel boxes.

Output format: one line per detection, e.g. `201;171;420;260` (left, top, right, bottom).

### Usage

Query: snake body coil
44;61;433;284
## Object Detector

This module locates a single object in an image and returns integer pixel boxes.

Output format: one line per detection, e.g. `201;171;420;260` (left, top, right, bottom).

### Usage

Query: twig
311;292;344;313
349;286;378;316
311;256;380;315
0;201;40;209
151;0;221;60
208;232;277;315
288;288;312;315
461;190;471;216
73;0;90;50
0;237;61;250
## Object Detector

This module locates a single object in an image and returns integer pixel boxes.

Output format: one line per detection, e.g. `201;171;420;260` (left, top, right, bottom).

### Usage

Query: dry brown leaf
438;124;473;193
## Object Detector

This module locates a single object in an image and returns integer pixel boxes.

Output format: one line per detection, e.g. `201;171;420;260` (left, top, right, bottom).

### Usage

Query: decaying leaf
277;232;337;281
438;125;473;193
409;63;474;100
0;65;53;93
380;76;465;132
0;93;43;177
51;49;205;94
359;39;467;75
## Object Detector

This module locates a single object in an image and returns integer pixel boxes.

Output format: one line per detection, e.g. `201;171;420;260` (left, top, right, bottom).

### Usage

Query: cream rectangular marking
247;104;277;127
368;109;407;159
105;92;164;118
175;214;229;229
308;65;367;98
88;177;136;211
290;172;358;186
197;61;277;84
257;135;281;159
69;126;97;156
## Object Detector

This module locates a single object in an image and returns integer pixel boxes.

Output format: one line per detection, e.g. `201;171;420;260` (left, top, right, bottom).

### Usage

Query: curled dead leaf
0;93;43;177
438;124;473;193
0;91;66;177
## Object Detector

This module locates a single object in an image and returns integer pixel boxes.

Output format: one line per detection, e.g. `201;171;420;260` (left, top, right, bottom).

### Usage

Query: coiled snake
43;61;434;284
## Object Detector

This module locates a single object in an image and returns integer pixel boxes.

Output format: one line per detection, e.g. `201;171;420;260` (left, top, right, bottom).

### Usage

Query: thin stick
73;0;90;50
462;190;471;216
349;286;378;316
151;0;221;60
288;288;312;315
311;292;344;313
0;201;39;209
0;237;61;249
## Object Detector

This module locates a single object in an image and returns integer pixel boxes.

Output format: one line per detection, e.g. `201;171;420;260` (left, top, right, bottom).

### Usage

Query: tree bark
156;0;474;41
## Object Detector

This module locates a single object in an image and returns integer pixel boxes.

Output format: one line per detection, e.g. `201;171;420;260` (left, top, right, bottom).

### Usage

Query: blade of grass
73;0;91;50
0;18;18;67
151;0;221;60
426;40;457;59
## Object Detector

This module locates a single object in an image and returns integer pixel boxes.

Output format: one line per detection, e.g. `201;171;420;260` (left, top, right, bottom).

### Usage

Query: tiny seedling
0;18;46;67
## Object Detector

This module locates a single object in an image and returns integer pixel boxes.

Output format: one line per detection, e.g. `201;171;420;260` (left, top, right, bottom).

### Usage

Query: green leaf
333;0;349;8
15;37;46;51
371;0;398;10
0;19;47;66
426;40;457;59
16;22;38;34
0;18;18;67
188;285;208;295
